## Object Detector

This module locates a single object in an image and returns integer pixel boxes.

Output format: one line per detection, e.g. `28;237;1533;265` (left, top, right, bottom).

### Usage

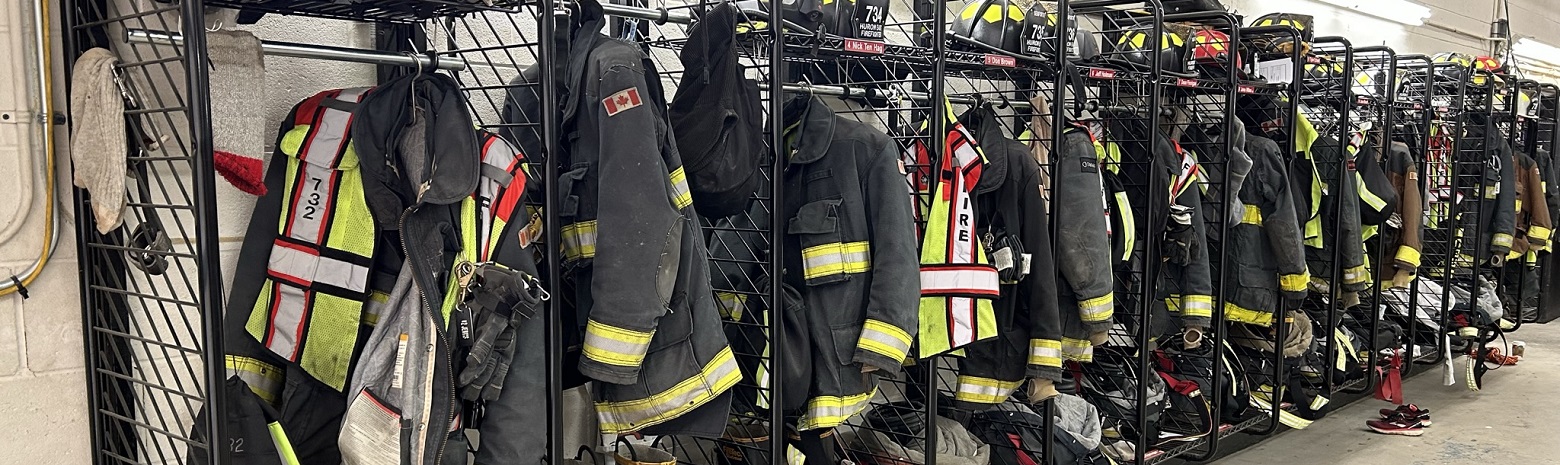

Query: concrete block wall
0;0;1556;463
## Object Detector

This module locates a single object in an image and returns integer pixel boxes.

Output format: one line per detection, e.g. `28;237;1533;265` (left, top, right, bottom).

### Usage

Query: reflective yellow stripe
1181;295;1214;318
1493;233;1514;248
1224;302;1273;326
1251;388;1314;429
1242;205;1264;225
715;292;746;320
1508;248;1523;260
1114;191;1135;261
1456;253;1478;268
1357;172;1388;211
1334;328;1358;371
582;319;655;368
1529;225;1552;243
669;167;693;209
268;422;302;465
226;355;284;406
597;347;742;433
1061;337;1094;362
798;388;877;430
1280;272;1309;293
954;376;1022;404
561;221;598;261
786;446;807;465
1079;293;1114;323
802;241;871;280
1394;246;1422;268
858;319;912;364
1342;265;1369;285
1028;339;1063;368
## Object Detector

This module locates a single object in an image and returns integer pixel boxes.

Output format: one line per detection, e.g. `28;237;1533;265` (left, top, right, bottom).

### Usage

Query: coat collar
786;96;837;165
352;72;480;225
962;107;1008;195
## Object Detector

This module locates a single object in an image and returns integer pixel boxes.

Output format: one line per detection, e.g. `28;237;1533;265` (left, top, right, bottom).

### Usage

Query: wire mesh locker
64;1;553;464
1496;79;1552;333
1521;84;1560;325
1379;54;1435;378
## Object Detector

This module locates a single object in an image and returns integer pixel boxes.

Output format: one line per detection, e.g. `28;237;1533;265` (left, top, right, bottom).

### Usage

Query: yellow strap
268;422;302;465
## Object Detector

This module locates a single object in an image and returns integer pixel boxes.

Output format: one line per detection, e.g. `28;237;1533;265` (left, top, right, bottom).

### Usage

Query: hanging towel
70;47;126;234
207;30;268;195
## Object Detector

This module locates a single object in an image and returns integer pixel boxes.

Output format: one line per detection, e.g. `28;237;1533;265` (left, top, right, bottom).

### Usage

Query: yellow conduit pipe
2;0;60;298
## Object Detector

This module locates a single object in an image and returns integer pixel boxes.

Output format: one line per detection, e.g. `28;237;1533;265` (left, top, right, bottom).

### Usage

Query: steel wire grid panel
1519;84;1559;325
1048;4;1173;463
66;0;230;463
1497;79;1549;332
1213;26;1304;442
1411;63;1487;369
1379;55;1435;377
1334;47;1396;397
1290;38;1356;413
622;0;941;463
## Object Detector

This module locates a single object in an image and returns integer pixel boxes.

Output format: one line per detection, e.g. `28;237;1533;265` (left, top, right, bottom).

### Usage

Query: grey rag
69;47;126;234
206;30;266;160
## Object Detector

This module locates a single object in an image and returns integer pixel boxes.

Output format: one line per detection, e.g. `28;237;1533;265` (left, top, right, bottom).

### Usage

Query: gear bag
668;3;764;219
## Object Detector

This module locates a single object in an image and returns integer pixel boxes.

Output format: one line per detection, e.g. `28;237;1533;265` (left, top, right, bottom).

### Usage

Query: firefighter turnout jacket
1456;114;1519;267
1380;141;1426;280
1512;150;1553;257
728;96;920;430
1294;114;1368;292
952;107;1064;409
1222;133;1310;325
1099;113;1216;332
1054;126;1119;362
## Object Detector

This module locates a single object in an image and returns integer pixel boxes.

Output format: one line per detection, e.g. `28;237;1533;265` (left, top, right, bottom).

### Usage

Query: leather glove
1026;378;1060;402
1182;326;1204;350
1088;330;1110;346
458;266;546;402
1162;205;1195;264
987;233;1029;284
1390;269;1414;289
1488;253;1507;268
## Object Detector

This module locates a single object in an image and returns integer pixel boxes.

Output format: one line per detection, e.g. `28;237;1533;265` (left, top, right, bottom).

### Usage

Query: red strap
1159;372;1200;396
1009;433;1039;465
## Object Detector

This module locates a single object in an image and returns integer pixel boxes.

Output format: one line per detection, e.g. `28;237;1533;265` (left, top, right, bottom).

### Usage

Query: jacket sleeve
1339;152;1369;292
578;63;684;385
1388;143;1424;273
852;143;921;374
1490;143;1519;258
1524;155;1552;250
1019;165;1064;381
1054;132;1116;333
1172;181;1214;329
1257;137;1310;303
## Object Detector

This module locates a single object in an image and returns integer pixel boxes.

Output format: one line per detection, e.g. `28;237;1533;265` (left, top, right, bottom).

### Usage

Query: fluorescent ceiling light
1515;38;1560;67
1313;0;1432;26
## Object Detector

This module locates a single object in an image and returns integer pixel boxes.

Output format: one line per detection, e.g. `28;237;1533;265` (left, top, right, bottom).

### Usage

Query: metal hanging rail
124;29;468;71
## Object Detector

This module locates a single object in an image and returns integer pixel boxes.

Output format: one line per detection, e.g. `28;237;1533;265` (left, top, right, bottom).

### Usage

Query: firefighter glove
458;266;546;402
987;233;1029;284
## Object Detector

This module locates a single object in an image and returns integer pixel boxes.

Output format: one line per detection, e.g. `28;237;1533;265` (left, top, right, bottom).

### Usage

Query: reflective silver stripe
582;320;654;367
1028;339;1062;366
300;88;366;167
669;167;692;209
286;161;335;243
597;347;742;432
801;242;870;280
918;267;1000;294
954;376;1020;404
797;388;876;430
562;221;598;260
266;284;309;361
268;241;370;293
857;320;911;362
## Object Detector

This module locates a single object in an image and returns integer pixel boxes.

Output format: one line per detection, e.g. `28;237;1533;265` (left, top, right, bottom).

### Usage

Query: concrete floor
1213;323;1560;464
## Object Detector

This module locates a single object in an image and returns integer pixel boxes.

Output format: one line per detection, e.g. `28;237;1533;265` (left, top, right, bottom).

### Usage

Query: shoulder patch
1081;158;1099;173
603;87;643;116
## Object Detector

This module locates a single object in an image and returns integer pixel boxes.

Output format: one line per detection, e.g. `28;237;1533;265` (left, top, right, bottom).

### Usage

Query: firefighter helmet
1189;29;1238;66
817;0;859;38
1432;52;1491;87
1250;13;1313;57
1473;55;1504;73
1301;55;1347;94
1111;27;1189;73
952;0;1028;54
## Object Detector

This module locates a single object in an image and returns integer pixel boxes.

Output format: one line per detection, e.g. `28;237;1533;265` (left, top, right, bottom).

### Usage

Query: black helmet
1432;52;1500;88
1111;27;1189;73
733;0;822;32
1300;55;1346;93
1250;13;1313;57
1018;3;1058;57
952;0;1028;54
817;0;858;38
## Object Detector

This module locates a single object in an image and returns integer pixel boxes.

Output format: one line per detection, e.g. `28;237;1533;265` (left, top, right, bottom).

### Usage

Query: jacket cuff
1078;292;1114;333
1393;246;1422;273
1492;233;1515;256
1280;272;1310;294
1529;226;1552;248
580;319;653;385
1061;337;1094;362
1026;339;1063;381
952;375;1021;409
853;319;911;375
1341;265;1370;291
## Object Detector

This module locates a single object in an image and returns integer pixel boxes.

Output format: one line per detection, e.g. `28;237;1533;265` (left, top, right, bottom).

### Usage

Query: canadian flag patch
603;87;643;116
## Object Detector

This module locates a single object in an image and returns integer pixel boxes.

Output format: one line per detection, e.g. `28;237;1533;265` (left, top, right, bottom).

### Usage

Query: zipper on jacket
399;206;458;465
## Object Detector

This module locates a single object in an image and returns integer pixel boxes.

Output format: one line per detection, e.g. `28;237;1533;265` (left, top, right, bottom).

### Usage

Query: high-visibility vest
243;88;379;392
907;102;1000;357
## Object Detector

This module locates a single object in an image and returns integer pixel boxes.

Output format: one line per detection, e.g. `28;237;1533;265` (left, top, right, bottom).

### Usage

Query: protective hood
352;72;480;224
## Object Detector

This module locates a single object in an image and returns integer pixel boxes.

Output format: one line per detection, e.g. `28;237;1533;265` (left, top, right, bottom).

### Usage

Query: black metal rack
64;1;1540;465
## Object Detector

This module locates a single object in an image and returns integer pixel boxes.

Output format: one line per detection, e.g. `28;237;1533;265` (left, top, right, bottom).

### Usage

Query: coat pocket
339;388;407;465
788;199;861;286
